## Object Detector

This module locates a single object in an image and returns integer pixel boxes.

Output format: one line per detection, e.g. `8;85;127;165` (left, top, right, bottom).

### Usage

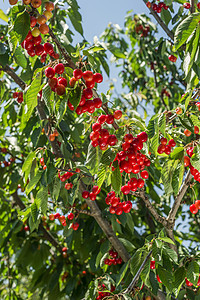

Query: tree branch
143;0;174;40
123;250;152;294
190;0;195;13
2;64;26;90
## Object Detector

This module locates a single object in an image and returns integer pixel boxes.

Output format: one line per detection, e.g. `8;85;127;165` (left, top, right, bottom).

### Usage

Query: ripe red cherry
113;110;122;120
98;115;107;124
168;55;177;62
106;115;114;124
198;3;200;9
92;186;101;195
195;200;200;210
197;275;200;286
90;131;99;141
67;213;74;220
62;247;67;252
184;156;190;167
45;67;55;78
83;88;93;99
150;260;155;269
92;123;101;132
45;1;54;11
164;145;171;155
82;191;89;199
55;84;65;96
73;69;83;80
30;16;37;27
185;278;193;286
124;134;133;143
176;107;182;115
67;101;74;111
79;96;86;106
49;77;58;89
190;204;198;214
160;137;167;145
104;258;110;265
157;275;162;283
69;77;77;87
168;139;176;147
115;207;123;215
33;35;42;45
123;203;132;213
35;44;44;56
82;70;93;82
54;63;65;74
25;31;33;41
13;92;18;98
121;185;130;195
140;170;149;179
24;40;34;50
184;129;191;137
76;106;83;115
93;97;102;108
44;42;54;54
107;135;118;146
194;126;199;134
40;53;47;63
54;212;60;219
85;80;95;89
183;2;191;9
111;197;120;207
137;131;148;142
71;222;79;230
49;213;54;221
93;73;103;83
100;128;109;139
109;206;116;214
89;192;96;201
137;178;145;188
58;77;68;87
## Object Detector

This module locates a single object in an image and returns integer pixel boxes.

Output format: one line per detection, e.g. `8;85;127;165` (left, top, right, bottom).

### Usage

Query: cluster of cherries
135;24;150;37
13;91;24;103
39;157;47;170
68;69;103;115
168;55;177;63
0;147;16;168
62;246;68;258
146;1;169;13
89;110;122;151
58;169;80;190
96;283;115;300
149;260;162;283
157;137;176;155
104;249;122;266
48;212;79;230
183;2;200;9
104;191;132;215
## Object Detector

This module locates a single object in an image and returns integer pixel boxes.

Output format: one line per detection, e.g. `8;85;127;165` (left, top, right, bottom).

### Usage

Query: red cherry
93;73;103;83
92;122;101;132
54;212;60;219
24;40;34;50
168;55;177;62
185;278;193;286
90;131;100;141
49;77;58;89
137;178;145;188
82;70;93;82
123;203;132;213
115;207;123;215
157;275;162;283
71;222;79;230
89;192;96;201
160;137;167;145
93;97;102;108
195;200;200;210
45;67;55;78
113;110;122;120
55;84;65;96
67;213;74;220
190;204;198;214
183;2;191;9
164;145;172;155
124;134;133;143
98;115;107;124
184;156;190;167
197;275;200;286
49;214;55;221
58;77;68;87
62;247;67;252
168;139;176;147
184;129;192;137
73;69;83;80
30;16;37;27
107;135;118;146
33;35;42;45
92;186;101;195
82;191;89;199
109;206;116;214
79;96;86;106
194;126;199;134
111;197;120;207
198;3;200;9
83;88;93;99
150;260;155;269
121;185;130;195
35;44;44;56
25;31;33;41
104;258;110;265
85;80;95;89
13;92;18;98
54;63;65;74
137;131;148;142
140;170;149;179
44;42;54;54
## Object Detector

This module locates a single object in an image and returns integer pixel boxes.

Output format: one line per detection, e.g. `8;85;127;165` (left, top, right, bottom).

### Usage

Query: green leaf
173;267;186;297
116;261;130;286
190;114;200;129
0;9;8;22
151;133;159;155
186;261;199;285
130;249;142;277
0;43;6;55
157;265;173;291
147;115;158;138
163;246;178;263
161;160;173;194
158;113;166;136
172;161;184;196
107;44;126;59
35;185;48;215
31;202;38;223
42;83;53;113
118;238;135;252
52;176;61;200
100;148;115;165
21;71;42;129
86;142;102;175
174;13;200;51
22;152;36;182
152;240;163;266
14;47;27;69
97;164;108;188
149;271;159;295
67;86;82;110
25;171;42;195
158;237;175;245
13;10;30;44
190;150;200;171
68;11;83;36
187;25;200;76
111;165;122;194
170;147;184;160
